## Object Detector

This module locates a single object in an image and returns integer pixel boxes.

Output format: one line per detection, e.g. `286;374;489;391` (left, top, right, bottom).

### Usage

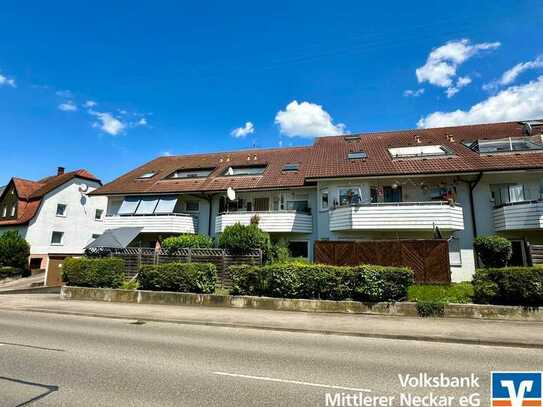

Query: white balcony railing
104;213;199;234
215;211;312;234
329;201;464;231
493;201;543;231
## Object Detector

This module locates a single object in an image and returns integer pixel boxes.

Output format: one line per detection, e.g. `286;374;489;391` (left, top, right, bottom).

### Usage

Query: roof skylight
282;163;300;172
388;145;452;159
463;137;543;154
168;168;214;179
347;151;367;160
136;171;157;179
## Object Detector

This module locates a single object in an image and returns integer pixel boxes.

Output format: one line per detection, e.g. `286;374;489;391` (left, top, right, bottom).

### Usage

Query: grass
408;282;474;304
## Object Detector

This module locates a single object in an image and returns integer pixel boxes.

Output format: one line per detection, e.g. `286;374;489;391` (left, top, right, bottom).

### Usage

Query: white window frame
51;231;64;246
95;209;104;220
320;188;329;211
56;203;67;217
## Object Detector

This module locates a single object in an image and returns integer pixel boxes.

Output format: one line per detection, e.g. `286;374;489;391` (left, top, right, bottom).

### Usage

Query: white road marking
213;371;371;392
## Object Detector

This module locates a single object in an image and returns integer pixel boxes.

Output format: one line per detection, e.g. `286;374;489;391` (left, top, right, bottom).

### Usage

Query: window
320;188;329;210
338;187;362;206
51;231;64;245
383;186;402;203
344;135;361;143
10;205;16;217
1;207;6;217
288;241;309;259
286;200;309;213
185;200;199;212
465;137;543;154
282;163;300;172
491;184;526;206
136;171;156;179
388;145;452;158
91;234;101;239
168;168;214;179
223;165;266;176
56;204;67;217
347;151;367;160
95;209;104;220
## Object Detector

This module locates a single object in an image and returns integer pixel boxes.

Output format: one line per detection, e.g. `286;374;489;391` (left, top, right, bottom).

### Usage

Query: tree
0;231;30;270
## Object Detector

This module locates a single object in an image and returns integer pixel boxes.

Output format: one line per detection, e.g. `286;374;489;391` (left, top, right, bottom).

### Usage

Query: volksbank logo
491;372;542;407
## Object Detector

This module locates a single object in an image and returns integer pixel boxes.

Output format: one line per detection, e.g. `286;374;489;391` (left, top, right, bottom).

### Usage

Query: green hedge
473;235;512;268
162;234;213;253
218;223;271;259
229;262;413;302
62;257;125;288
0;266;23;279
138;262;217;293
473;267;543;307
0;231;30;270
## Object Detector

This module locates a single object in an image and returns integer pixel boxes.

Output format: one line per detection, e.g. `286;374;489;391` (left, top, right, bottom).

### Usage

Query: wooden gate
315;240;451;284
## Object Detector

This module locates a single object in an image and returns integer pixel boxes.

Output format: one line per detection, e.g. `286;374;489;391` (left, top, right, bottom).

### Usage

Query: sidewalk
1;293;542;348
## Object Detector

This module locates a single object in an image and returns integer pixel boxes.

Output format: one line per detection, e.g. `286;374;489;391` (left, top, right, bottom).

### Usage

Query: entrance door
46;257;66;286
383;186;402;202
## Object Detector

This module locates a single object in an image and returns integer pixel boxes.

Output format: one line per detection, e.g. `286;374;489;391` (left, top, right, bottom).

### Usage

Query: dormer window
222;165;266;176
348;151;367;160
168;168;214;179
344;135;361;143
10;205;16;217
136;171;157;179
388;145;452;159
282;163;300;172
463;137;543;154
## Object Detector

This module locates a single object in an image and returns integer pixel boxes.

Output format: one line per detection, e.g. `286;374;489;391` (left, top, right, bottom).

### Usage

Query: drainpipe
205;194;214;236
467;172;483;239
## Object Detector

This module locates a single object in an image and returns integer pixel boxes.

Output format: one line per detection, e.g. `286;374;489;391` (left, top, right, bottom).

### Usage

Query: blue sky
1;1;542;184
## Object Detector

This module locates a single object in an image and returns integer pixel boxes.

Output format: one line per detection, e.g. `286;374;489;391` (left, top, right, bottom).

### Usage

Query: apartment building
0;167;107;285
90;120;543;282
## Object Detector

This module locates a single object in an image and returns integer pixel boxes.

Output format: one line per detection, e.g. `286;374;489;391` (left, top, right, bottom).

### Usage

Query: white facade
13;178;107;256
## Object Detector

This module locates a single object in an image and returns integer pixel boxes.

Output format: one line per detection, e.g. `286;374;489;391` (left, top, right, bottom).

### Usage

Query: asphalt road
1;310;542;407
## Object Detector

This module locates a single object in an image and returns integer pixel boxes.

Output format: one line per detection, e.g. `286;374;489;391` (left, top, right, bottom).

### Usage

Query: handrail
107;213;198;218
331;201;461;210
493;199;543;209
218;210;312;215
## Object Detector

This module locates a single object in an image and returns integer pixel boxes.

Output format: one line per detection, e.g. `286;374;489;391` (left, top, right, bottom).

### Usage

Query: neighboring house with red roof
0;167;107;285
91;120;543;282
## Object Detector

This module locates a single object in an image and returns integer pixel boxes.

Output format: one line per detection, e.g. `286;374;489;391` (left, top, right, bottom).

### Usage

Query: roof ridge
157;145;312;160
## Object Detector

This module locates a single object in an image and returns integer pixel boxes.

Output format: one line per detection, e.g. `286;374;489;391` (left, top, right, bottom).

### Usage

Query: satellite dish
226;167;234;176
227;187;236;201
78;184;89;194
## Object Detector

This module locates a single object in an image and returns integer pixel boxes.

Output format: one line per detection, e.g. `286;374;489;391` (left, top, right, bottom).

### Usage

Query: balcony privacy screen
155;197;178;214
118;197;141;215
135;197;159;214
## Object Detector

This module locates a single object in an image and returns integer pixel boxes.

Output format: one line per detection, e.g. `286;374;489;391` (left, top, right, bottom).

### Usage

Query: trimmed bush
0;266;23;279
138;262;217;293
229;262;413;302
218;223;271;256
473;267;543;307
416;301;445;317
62;257;125;288
162;234;213;253
474;235;512;268
0;231;30;271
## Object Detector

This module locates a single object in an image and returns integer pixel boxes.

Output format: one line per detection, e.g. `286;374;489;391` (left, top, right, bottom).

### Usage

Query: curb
0;286;61;295
2;306;542;350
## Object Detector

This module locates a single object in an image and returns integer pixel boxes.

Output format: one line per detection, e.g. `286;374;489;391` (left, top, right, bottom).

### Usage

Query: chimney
57;166;65;176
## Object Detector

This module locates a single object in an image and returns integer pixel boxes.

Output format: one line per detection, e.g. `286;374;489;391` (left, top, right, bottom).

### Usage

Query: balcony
104;214;199;234
329;201;464;232
493;201;543;231
215;211;313;234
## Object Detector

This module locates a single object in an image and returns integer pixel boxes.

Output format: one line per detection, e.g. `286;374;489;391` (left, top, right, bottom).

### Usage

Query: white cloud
58;100;78;112
0;73;16;87
446;76;472;98
484;55;543;91
56;89;73;98
135;117;147;126
417;76;543;128
403;88;425;97
230;121;255;138
89;110;126;135
162;151;173;156
416;39;500;96
84;100;97;108
275;100;346;138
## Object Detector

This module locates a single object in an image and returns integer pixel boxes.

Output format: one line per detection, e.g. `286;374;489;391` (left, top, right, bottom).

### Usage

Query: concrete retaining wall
60;286;543;321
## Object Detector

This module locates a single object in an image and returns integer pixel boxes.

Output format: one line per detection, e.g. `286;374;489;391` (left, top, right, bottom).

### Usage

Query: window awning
155;196;178;214
135;196;159;215
85;227;143;249
118;197;140;215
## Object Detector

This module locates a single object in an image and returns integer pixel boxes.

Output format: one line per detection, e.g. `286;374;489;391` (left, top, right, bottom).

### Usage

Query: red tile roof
0;169;101;226
91;120;543;196
92;147;313;195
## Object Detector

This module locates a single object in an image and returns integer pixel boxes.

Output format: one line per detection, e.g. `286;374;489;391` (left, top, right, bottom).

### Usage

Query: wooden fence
314;239;451;284
86;247;262;288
